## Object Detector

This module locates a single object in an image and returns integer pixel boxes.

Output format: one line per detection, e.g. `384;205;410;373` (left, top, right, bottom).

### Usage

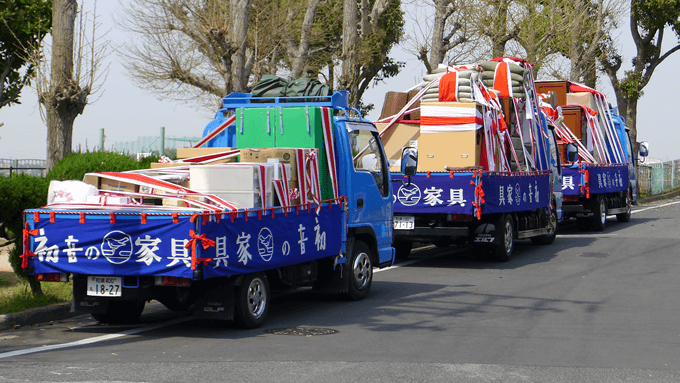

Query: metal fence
0;159;47;178
638;160;680;196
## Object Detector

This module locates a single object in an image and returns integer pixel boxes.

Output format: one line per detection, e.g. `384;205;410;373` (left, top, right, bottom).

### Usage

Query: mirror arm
392;176;412;187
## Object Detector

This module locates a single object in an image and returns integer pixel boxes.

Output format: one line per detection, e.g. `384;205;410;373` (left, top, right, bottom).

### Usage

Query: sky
1;1;679;162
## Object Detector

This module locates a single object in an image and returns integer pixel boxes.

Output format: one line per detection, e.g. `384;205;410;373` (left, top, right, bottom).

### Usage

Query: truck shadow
151;278;605;336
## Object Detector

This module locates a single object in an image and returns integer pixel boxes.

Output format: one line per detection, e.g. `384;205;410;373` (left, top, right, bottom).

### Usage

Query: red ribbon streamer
21;222;39;271
185;230;216;270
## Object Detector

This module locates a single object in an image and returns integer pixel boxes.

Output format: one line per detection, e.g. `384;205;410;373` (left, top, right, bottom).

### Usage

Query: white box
210;191;274;209
190;163;273;194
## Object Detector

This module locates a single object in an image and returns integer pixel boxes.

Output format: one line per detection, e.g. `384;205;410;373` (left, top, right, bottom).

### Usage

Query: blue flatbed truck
390;122;563;261
384;60;563;261
535;80;648;231
22;92;397;328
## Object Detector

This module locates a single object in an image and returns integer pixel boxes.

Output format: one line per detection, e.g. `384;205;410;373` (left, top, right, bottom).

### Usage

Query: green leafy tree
601;0;680;156
340;0;405;108
0;0;51;108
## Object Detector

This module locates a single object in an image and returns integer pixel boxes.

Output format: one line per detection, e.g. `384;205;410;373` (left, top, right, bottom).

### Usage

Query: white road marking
0;316;192;359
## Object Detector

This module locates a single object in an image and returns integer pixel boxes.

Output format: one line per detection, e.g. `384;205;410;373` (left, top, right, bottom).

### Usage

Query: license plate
87;276;122;297
393;215;415;230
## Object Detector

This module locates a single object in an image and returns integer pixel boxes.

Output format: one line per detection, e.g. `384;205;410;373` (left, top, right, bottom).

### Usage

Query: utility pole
160;127;165;156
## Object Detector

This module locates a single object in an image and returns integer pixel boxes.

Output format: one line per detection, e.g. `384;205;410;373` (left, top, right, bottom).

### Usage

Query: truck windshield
347;122;388;196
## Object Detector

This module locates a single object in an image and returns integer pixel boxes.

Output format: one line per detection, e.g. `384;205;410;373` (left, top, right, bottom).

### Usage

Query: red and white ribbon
321;107;338;199
295;149;310;204
193;115;236;148
304;150;322;214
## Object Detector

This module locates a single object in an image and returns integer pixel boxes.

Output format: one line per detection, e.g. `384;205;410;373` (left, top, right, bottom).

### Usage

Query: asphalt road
1;198;680;382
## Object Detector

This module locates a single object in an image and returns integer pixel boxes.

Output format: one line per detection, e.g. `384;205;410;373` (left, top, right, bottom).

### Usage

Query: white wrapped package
47;180;99;204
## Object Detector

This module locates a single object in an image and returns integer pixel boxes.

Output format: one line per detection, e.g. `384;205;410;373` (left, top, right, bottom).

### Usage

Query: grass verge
0;271;73;315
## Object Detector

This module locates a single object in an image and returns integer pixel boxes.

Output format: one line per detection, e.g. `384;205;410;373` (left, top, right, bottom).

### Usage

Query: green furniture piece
237;105;333;200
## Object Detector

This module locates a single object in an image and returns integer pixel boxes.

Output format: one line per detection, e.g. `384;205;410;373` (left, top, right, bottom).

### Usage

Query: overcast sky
1;0;679;161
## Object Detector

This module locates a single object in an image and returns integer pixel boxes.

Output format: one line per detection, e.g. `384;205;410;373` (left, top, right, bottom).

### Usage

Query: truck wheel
616;191;632;223
531;207;558;245
91;300;146;324
591;196;607;232
235;273;269;329
394;240;412;261
494;215;514;262
346;240;373;301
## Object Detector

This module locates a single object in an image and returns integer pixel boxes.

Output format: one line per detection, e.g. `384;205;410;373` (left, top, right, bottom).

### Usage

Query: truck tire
494;214;514;262
616;191;632;223
591;196;607;232
234;273;269;329
346;240;373;301
531;207;558;245
91;300;146;324
394;240;412;261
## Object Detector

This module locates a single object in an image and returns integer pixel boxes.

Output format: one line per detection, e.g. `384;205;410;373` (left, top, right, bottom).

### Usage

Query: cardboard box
418;129;483;171
82;174;100;188
99;179;139;193
418;101;483;172
175;147;236;159
239;148;299;181
375;122;420;163
380;91;409;120
406;89;422;120
566;92;597;111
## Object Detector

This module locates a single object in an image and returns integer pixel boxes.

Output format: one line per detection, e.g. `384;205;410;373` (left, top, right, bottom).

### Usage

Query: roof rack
222;90;349;110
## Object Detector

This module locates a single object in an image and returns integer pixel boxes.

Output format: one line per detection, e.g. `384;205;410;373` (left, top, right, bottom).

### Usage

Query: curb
637;189;680;205
0;301;78;331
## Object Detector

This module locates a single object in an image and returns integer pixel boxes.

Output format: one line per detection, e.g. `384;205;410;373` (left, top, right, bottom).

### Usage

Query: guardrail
639;160;680;196
0;159;47;178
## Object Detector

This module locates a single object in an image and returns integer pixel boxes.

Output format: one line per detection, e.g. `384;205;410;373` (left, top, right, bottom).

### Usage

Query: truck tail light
447;214;473;222
35;273;69;282
154;276;191;287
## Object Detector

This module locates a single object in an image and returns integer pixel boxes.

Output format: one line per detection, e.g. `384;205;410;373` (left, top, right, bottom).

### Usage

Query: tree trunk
45;0;79;171
428;0;448;72
230;0;253;92
341;0;359;99
28;275;44;297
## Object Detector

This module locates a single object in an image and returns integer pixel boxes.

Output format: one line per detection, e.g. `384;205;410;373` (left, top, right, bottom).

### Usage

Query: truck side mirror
401;147;418;176
639;144;649;157
567;143;578;163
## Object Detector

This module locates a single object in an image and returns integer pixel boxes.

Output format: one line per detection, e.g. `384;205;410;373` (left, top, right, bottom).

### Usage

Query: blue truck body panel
26;204;344;279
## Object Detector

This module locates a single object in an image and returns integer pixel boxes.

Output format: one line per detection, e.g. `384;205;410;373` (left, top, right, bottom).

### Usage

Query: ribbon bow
470;171;486;220
185;230;215;270
21;222;40;271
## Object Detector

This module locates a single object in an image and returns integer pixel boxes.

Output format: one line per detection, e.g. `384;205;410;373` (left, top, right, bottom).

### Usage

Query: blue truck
381;59;563;261
22;92;397;328
535;80;648;231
